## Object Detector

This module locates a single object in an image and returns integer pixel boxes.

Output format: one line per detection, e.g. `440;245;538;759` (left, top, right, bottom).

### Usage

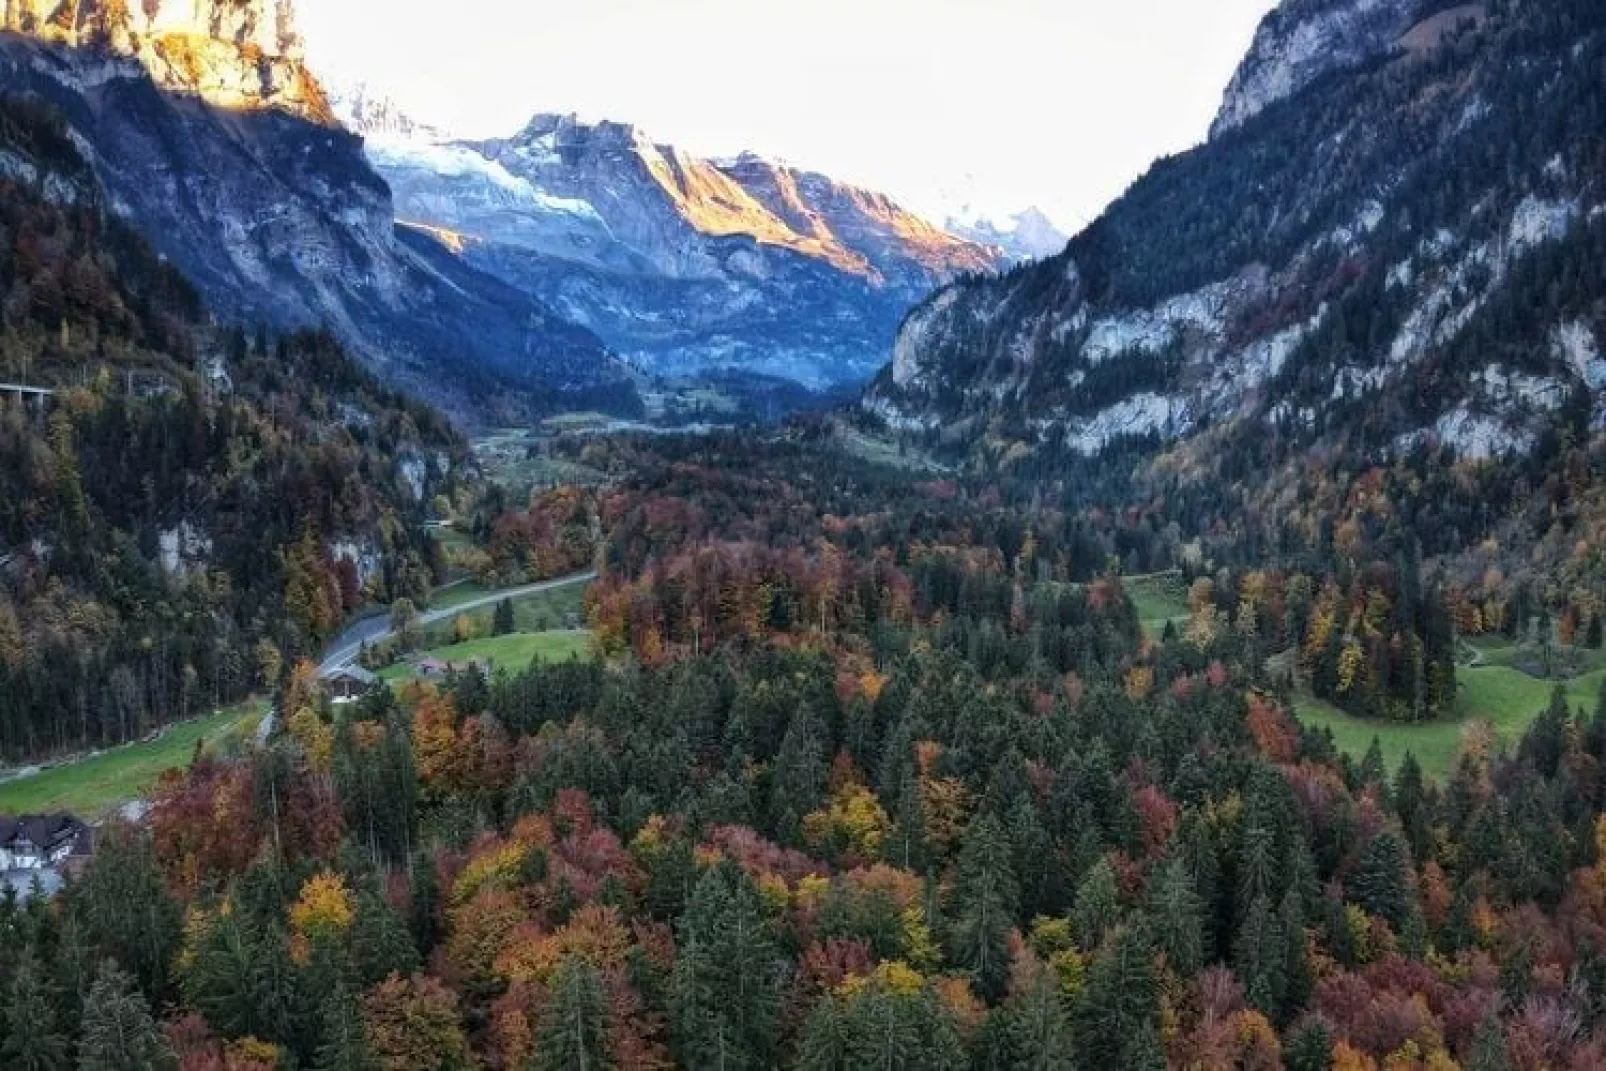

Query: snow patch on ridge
366;138;601;221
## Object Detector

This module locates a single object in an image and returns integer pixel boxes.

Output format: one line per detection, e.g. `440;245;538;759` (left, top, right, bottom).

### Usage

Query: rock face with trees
0;97;465;761
871;0;1605;472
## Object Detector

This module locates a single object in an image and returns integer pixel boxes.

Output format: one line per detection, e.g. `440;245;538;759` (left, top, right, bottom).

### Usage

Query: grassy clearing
424;583;586;640
1293;659;1606;781
379;630;593;683
1294;696;1467;779
1127;573;1189;636
428;580;494;612
0;701;266;819
431;525;476;556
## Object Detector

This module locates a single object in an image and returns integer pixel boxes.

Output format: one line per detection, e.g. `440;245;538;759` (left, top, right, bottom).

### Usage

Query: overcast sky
299;0;1276;233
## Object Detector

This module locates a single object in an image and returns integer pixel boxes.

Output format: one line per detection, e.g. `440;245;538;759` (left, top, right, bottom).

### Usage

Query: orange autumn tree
362;974;471;1071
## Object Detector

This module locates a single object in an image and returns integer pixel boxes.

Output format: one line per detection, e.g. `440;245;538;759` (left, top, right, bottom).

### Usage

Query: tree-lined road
319;570;596;672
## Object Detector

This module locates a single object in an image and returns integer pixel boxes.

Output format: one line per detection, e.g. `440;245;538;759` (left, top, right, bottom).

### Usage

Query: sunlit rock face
334;100;1008;391
0;7;630;421
3;0;328;118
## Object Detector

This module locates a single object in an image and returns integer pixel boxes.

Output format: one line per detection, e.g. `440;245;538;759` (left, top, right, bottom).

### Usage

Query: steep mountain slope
0;2;636;421
337;101;1007;389
0;96;467;760
869;0;1606;465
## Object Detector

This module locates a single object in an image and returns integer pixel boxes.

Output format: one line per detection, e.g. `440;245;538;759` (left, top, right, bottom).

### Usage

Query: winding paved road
319;570;597;672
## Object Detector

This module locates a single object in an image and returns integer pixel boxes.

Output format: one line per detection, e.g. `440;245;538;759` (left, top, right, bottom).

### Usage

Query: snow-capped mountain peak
350;106;1008;390
943;205;1069;263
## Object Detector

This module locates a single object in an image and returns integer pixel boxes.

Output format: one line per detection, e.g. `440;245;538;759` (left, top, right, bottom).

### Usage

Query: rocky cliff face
0;10;632;420
3;0;327;118
340;102;1006;389
870;0;1605;467
1210;0;1427;137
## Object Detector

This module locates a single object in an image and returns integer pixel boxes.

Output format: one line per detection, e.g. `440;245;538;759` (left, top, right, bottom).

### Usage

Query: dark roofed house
0;813;89;871
321;665;378;704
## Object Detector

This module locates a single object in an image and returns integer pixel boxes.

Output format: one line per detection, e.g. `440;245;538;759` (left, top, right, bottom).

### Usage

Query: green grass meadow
0;701;267;819
378;629;594;684
1293;643;1606;780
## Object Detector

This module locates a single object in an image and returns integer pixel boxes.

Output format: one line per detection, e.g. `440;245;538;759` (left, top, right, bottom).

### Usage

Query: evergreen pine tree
493;598;516;637
837;985;964;1071
1279;889;1312;1023
534;956;613;1071
1519;685;1570;778
1350;831;1411;929
1233;894;1286;1017
1071;856;1121;952
794;997;850;1071
351;890;420;987
1006;973;1076;1071
887;775;930;874
314;981;371;1071
2;950;69;1071
77;960;173;1071
1236;824;1276;914
948;813;1020;1001
1393;753;1431;859
67;830;182;1002
1147;856;1205;976
768;706;828;846
1072;928;1163;1071
1283;1019;1333;1071
1359;738;1387;790
671;862;781;1070
1466;1015;1511;1071
408;851;442;953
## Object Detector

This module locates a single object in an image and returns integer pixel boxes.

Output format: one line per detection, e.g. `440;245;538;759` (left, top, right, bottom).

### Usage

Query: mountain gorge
870;0;1606;468
338;97;1010;389
15;2;1606;1068
0;0;636;421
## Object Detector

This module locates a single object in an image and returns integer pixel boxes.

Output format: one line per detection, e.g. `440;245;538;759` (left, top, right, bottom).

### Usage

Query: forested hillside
855;0;1606;715
5;0;1606;1065
0;97;466;761
9;430;1606;1068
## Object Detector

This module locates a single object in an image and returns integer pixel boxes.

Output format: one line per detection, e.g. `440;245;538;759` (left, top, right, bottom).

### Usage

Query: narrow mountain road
319;570;597;672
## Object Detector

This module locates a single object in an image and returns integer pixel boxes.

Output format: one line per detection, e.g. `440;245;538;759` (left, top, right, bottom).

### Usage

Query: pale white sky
299;0;1275;233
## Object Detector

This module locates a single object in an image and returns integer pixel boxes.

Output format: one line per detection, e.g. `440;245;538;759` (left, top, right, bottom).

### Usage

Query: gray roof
0;813;88;852
322;665;378;685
